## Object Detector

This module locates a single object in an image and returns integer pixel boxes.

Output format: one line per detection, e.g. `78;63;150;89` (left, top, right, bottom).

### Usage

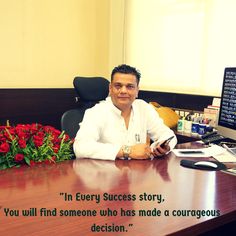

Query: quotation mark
125;224;133;232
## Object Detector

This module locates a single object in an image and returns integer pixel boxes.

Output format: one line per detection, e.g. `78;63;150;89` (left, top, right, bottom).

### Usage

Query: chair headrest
73;77;110;102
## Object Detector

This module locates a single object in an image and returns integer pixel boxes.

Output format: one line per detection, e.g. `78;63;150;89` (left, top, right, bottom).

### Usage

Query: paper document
173;144;226;158
213;152;236;163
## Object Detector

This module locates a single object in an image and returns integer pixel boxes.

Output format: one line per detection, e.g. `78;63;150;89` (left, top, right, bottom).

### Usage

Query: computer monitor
217;67;236;141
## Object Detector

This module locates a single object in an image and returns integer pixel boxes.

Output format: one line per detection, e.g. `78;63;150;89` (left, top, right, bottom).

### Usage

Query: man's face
109;72;139;111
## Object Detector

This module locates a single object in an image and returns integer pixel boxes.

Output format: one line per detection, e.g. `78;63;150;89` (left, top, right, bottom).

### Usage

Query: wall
108;0;125;73
0;88;215;130
0;0;217;130
0;0;110;88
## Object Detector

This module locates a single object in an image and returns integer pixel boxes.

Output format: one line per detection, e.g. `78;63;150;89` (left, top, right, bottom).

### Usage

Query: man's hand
152;143;170;157
129;143;152;159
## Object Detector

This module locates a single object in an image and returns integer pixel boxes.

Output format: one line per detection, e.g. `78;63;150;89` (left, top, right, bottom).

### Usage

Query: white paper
213;152;236;163
173;144;226;158
212;97;221;107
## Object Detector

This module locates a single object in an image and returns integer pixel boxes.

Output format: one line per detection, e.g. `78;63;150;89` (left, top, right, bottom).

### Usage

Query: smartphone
159;136;175;148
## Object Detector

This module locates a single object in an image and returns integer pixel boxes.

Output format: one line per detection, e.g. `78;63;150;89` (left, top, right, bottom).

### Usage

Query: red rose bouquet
0;123;74;170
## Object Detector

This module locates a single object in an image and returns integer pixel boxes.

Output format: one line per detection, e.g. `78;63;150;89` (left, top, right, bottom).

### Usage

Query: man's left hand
152;144;170;157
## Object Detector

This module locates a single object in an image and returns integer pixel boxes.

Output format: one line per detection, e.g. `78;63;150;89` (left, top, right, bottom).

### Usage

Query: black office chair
61;77;109;138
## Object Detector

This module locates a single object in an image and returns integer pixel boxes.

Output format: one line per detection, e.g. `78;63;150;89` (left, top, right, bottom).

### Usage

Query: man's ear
109;83;112;95
136;87;139;98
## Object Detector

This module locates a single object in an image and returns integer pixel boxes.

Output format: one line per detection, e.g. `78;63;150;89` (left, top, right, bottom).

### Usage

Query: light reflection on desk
73;159;123;191
72;157;171;192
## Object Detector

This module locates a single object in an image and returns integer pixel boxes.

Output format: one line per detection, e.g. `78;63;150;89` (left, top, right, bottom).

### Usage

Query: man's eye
114;84;122;89
127;85;135;90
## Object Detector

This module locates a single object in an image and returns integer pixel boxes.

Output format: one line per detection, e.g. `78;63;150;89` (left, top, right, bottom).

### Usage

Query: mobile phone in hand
159;136;175;148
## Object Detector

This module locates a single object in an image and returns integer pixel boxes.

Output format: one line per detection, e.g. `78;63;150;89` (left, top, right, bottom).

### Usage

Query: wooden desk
0;143;235;235
175;130;201;144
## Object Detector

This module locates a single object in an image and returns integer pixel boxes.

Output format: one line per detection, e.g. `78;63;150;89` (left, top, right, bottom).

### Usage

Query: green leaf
24;156;31;166
0;158;6;164
0;163;8;170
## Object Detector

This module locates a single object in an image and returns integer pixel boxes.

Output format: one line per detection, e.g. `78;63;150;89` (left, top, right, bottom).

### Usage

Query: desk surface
0;142;236;236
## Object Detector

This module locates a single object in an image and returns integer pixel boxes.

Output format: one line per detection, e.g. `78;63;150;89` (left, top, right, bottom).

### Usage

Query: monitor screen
217;67;236;141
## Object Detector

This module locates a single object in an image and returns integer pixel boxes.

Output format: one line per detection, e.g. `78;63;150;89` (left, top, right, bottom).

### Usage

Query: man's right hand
129;143;152;159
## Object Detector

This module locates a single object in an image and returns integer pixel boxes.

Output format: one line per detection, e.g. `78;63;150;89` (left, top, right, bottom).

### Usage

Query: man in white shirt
73;64;177;160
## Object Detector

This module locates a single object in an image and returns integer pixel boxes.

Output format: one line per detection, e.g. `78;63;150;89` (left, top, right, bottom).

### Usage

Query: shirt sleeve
145;103;177;150
73;108;121;161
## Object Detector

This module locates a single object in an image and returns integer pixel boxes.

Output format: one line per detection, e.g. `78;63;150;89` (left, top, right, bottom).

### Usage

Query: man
73;64;177;160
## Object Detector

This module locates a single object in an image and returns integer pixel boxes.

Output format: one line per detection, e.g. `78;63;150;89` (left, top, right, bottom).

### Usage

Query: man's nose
120;85;128;92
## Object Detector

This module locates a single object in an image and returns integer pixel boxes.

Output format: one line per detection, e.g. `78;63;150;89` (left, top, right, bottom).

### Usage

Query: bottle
184;113;192;133
191;115;199;134
198;115;206;135
177;116;184;132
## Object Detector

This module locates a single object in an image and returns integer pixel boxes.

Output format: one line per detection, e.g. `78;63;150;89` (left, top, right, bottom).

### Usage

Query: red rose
52;144;60;153
0;134;6;142
3;129;15;141
0;142;10;153
30;124;39;134
36;131;45;138
44;125;56;133
30;160;36;166
7;128;15;135
18;139;26;148
64;134;70;141
14;153;24;162
52;137;60;144
0;126;6;131
44;159;51;164
45;156;56;164
33;135;44;147
17;130;26;139
15;126;29;140
53;129;61;136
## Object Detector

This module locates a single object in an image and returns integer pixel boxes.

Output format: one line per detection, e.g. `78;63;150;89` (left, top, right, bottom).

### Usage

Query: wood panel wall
0;89;77;129
0;89;216;130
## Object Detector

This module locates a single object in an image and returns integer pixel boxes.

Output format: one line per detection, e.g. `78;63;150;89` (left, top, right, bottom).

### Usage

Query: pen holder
191;122;199;133
198;124;206;135
184;120;192;133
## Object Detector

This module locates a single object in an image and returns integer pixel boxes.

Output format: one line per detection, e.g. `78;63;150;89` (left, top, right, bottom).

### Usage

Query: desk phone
201;131;226;144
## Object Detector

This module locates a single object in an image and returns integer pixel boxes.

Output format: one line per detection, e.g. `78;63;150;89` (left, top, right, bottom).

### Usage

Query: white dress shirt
73;97;177;160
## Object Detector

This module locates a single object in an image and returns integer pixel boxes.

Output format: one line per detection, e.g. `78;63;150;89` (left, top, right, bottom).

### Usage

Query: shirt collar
105;96;136;117
105;97;122;115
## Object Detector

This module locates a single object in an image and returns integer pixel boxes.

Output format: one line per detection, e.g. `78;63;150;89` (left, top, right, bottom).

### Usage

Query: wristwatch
122;145;131;159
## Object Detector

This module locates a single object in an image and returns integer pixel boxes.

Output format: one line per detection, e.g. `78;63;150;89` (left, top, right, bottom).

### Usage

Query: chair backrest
61;108;87;138
61;76;109;138
73;76;109;102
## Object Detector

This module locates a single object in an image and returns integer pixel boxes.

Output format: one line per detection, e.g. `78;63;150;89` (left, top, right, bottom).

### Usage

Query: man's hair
111;64;141;84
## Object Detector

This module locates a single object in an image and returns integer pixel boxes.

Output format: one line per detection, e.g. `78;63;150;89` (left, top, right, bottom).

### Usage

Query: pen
222;144;236;156
179;151;204;154
135;134;140;143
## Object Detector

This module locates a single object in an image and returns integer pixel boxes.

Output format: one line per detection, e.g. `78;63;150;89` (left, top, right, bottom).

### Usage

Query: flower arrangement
0;123;74;170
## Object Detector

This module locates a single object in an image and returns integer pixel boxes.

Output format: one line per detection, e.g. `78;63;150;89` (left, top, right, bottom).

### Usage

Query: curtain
124;0;236;96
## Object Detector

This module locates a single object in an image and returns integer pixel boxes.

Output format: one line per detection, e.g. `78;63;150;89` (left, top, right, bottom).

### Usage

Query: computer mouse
194;161;218;169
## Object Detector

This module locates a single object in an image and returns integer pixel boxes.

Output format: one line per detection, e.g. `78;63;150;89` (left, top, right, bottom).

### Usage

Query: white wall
0;0;111;88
